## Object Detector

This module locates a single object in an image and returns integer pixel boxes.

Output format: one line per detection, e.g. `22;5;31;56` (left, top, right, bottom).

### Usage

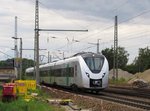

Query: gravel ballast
40;85;146;111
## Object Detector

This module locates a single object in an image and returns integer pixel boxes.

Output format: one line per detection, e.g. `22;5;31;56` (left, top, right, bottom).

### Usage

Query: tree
0;59;14;68
0;58;34;73
101;48;114;70
117;47;129;69
133;47;150;72
125;47;150;74
22;58;34;73
102;47;129;70
124;63;138;74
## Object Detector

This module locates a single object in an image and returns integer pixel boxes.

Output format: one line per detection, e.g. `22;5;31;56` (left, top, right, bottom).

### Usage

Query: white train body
26;52;109;90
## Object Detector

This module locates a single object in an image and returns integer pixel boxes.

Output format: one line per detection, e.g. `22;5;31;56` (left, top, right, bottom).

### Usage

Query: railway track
104;87;150;99
42;84;150;110
95;92;150;110
100;87;150;110
110;85;150;93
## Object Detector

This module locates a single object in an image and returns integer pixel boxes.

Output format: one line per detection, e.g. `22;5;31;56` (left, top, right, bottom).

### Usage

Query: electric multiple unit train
25;52;109;92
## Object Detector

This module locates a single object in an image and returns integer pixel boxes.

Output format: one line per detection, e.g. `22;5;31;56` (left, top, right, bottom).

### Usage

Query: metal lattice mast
15;16;19;79
15;16;18;59
34;0;39;83
113;16;118;80
19;38;22;80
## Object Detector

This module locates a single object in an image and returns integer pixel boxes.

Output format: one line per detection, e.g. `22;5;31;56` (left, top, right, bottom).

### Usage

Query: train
25;52;109;92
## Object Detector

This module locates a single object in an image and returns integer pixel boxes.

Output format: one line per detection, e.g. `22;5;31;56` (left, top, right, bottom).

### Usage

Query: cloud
0;0;150;63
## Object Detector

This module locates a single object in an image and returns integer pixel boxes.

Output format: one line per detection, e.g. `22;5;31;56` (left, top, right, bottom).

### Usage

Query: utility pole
19;38;22;79
48;51;52;63
88;39;101;54
12;37;22;79
35;0;39;83
97;39;101;54
48;51;50;63
113;16;118;80
13;16;19;79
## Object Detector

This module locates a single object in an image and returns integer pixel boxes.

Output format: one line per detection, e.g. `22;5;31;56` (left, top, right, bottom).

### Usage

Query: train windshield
84;57;104;73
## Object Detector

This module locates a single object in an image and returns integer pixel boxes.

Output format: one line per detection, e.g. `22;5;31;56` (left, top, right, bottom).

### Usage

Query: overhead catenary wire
71;30;150;54
0;50;13;58
10;0;150;61
53;30;150;52
50;8;150;52
80;8;150;42
30;0;150;54
48;31;150;61
112;0;129;13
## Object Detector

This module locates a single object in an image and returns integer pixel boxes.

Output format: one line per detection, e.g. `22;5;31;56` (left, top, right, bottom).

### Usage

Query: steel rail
42;84;150;110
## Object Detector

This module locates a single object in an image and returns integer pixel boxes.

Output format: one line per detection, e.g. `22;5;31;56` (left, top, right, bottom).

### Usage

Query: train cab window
84;57;104;73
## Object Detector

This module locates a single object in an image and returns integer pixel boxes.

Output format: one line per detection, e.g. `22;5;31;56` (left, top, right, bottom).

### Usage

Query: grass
109;77;129;85
0;98;65;111
0;88;65;111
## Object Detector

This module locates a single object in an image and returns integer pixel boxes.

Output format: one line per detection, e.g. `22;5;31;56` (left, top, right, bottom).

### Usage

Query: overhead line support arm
36;29;88;32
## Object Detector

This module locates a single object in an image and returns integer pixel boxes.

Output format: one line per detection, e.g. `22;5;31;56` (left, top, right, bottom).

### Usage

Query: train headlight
102;73;106;78
86;72;90;78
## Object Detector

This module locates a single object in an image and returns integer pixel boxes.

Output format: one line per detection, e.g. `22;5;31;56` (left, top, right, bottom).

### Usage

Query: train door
49;67;51;84
66;64;69;86
73;62;81;87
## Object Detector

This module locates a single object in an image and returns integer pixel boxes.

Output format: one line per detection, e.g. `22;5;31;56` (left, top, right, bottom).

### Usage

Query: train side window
55;69;61;77
74;65;77;76
70;67;74;77
62;68;65;77
52;69;55;76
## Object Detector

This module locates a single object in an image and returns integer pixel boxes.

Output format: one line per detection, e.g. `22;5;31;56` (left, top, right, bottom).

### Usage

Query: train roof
25;52;105;72
72;52;104;58
25;67;34;73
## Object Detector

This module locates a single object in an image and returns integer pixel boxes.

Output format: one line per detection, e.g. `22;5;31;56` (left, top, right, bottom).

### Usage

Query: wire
112;0;129;12
23;0;150;59
119;9;150;24
0;50;12;58
74;45;96;53
51;7;150;51
0;46;12;49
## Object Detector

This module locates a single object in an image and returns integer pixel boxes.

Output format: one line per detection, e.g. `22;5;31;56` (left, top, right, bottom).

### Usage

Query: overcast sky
0;0;150;64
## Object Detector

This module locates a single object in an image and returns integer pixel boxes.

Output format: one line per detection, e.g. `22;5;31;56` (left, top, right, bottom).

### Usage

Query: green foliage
0;59;14;68
123;64;138;74
34;88;51;99
0;98;64;111
21;58;34;79
102;47;129;70
0;58;34;79
102;48;114;70
109;77;128;85
22;58;34;72
0;88;64;111
0;58;34;72
134;47;150;72
125;47;150;74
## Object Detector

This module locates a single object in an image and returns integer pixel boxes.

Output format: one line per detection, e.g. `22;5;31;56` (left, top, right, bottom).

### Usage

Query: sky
0;0;150;64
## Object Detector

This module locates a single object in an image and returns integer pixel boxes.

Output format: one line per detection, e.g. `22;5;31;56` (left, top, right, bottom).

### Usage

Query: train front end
79;52;109;91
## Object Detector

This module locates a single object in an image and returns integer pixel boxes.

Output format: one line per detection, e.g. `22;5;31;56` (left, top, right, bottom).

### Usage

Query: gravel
109;69;133;80
41;85;146;111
